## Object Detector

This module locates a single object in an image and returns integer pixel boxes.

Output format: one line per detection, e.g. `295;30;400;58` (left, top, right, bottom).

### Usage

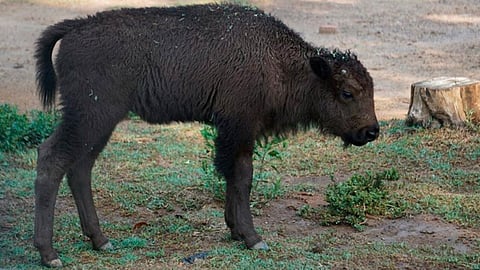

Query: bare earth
1;0;479;119
1;0;479;268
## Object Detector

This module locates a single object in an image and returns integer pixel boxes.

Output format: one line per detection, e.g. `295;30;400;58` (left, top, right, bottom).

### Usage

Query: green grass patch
1;109;479;269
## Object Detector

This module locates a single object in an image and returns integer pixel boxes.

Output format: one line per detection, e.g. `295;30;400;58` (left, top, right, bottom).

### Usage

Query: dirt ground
1;0;479;119
1;0;479;268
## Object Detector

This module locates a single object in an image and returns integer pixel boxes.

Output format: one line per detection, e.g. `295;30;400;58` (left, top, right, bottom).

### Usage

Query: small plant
300;168;407;230
254;136;288;173
0;104;59;152
200;124;226;201
199;124;286;201
465;109;480;132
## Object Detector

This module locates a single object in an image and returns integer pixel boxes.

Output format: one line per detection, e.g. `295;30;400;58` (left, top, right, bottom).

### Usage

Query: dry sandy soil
1;0;479;268
1;0;479;119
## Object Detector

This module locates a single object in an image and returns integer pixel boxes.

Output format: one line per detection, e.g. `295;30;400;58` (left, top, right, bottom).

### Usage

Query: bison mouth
341;124;379;147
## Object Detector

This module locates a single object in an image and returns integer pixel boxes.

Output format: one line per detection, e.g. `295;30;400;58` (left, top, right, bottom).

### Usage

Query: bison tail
35;19;85;110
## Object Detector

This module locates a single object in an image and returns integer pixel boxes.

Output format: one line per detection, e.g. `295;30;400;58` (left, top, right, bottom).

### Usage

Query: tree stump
406;77;480;127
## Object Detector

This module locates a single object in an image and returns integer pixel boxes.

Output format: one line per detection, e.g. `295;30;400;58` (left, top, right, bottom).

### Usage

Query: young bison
34;4;379;267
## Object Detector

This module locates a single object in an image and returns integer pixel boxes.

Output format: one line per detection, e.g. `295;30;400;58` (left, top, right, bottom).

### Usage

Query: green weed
199;124;225;201
0;104;59;152
300;168;407;230
465;110;480;132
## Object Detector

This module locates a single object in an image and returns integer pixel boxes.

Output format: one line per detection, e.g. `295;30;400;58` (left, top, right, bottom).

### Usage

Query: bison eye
341;90;353;100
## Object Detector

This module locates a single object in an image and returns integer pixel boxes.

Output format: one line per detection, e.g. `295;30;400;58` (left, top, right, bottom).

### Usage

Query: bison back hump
56;4;307;124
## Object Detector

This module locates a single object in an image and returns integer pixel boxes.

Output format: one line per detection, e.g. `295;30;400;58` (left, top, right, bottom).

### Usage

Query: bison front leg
214;127;268;250
225;153;268;249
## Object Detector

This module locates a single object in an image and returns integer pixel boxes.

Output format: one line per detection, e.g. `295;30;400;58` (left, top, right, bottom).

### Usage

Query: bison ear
309;56;331;80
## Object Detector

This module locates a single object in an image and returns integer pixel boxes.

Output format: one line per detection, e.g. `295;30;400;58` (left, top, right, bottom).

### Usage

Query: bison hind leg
66;133;115;252
34;106;126;267
34;127;75;267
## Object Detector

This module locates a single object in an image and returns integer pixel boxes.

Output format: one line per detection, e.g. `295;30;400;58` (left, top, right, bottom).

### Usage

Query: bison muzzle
33;4;379;267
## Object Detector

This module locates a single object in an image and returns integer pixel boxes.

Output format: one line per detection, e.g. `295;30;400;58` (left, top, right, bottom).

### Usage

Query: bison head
309;49;379;146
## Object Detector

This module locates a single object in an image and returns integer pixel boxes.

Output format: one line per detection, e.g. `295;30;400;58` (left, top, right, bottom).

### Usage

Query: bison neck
264;83;317;136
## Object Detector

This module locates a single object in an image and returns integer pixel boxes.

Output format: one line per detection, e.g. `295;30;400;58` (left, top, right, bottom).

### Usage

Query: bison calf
34;4;378;267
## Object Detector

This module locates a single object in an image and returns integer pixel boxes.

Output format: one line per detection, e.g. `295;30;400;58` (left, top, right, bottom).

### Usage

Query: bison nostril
366;126;379;141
